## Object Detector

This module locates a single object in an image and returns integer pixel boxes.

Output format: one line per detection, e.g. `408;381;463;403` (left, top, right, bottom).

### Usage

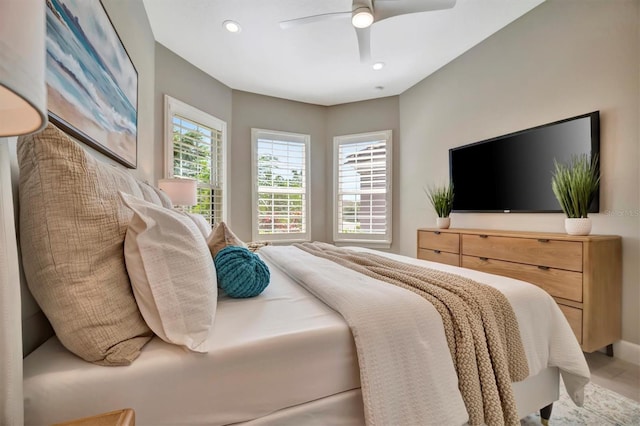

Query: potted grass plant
424;184;454;229
551;154;600;235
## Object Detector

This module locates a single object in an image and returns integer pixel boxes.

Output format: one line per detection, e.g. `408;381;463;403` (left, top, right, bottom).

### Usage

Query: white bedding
260;245;470;425
354;247;590;400
22;259;360;425
260;245;590;425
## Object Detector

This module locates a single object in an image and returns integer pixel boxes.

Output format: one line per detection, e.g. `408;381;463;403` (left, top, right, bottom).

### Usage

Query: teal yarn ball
214;246;270;298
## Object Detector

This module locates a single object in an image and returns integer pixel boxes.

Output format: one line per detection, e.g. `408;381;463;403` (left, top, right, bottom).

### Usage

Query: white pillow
185;212;213;239
120;192;217;352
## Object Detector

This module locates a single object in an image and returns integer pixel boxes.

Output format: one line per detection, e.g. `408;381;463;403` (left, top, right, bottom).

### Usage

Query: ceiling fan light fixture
223;20;241;33
352;7;374;28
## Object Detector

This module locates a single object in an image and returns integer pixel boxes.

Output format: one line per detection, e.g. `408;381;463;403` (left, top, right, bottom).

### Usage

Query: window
164;95;227;224
251;129;310;242
333;130;392;247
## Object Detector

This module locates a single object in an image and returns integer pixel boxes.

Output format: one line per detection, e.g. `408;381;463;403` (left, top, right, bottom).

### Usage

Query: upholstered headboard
7;139;55;357
0;138;39;425
0;137;56;424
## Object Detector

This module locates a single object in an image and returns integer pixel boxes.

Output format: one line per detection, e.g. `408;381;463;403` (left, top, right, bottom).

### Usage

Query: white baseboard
613;340;640;365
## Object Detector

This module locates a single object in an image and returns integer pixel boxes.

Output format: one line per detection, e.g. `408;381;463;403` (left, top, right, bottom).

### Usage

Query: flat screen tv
449;111;600;213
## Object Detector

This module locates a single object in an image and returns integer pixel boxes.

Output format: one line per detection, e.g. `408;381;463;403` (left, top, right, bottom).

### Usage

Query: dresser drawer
418;249;460;266
418;231;459;254
558;304;583;344
462;256;583;302
461;234;583;272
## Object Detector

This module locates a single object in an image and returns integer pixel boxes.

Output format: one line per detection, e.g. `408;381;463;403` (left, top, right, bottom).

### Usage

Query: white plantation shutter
251;129;310;242
334;130;392;247
164;95;227;224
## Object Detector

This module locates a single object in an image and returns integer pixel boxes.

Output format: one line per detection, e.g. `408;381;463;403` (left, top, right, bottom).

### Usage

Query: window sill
333;240;391;250
253;238;310;245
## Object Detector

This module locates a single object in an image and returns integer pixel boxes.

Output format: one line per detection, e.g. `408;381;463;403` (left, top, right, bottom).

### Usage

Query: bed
4;123;590;425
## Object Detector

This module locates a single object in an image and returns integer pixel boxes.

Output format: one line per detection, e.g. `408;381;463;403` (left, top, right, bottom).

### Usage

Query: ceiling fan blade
373;0;456;22
355;27;371;63
279;11;351;29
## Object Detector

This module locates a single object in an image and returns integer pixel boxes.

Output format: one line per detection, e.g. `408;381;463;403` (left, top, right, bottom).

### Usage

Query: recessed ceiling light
372;62;385;71
352;7;374;28
375;86;384;91
223;20;241;33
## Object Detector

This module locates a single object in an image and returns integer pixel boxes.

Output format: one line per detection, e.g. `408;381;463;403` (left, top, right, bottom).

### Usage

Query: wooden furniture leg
606;344;614;357
540;403;553;426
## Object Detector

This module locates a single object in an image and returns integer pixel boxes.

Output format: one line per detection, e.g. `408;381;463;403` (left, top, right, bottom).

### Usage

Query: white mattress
22;257;361;426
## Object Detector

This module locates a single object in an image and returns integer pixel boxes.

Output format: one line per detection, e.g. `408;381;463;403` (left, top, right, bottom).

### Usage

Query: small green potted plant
424;184;454;229
551;154;600;235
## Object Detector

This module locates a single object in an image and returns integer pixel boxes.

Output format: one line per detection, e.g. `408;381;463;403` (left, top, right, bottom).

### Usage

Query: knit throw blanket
295;242;529;426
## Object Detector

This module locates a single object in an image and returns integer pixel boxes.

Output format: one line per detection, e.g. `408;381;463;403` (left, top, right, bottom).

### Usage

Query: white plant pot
436;217;451;229
565;218;591;236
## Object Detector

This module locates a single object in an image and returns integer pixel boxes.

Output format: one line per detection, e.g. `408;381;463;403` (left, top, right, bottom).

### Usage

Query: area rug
521;379;640;425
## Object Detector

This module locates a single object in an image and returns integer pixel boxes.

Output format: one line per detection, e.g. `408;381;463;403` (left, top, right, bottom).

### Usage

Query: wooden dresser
417;228;622;353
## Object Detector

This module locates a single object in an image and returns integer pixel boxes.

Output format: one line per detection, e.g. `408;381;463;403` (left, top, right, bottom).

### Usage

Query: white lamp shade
0;0;47;136
158;178;198;206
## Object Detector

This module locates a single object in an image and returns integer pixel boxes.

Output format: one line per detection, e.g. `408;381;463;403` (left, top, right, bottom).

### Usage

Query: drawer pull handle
434;231;441;235
434;250;441;254
538;266;550;271
538;239;550;243
479;235;488;238
479;257;488;261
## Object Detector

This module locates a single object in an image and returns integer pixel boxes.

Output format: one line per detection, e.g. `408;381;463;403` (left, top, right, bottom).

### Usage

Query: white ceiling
143;0;545;106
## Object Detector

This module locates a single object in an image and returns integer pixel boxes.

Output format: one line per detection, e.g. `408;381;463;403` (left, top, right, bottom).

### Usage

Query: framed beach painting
45;0;138;168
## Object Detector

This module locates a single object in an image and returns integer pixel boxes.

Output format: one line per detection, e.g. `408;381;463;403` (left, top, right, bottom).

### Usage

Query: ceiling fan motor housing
352;7;374;28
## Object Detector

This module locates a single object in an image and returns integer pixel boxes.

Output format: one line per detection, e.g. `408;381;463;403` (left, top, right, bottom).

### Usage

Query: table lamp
0;1;47;424
158;178;198;208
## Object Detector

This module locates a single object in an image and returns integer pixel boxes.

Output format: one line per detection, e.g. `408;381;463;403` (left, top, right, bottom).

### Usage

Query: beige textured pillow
17;123;152;365
121;192;217;352
207;222;246;258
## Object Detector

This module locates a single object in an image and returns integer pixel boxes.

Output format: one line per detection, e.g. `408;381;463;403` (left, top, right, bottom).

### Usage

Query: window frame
333;130;393;248
164;94;227;224
251;128;311;243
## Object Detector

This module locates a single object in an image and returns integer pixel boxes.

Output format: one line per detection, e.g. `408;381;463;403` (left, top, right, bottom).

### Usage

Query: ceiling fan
279;0;457;62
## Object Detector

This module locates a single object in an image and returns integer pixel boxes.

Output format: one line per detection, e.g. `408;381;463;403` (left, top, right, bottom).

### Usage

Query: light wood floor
585;351;640;402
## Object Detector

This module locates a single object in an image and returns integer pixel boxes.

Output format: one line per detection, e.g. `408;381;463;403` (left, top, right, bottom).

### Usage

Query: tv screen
449;111;600;213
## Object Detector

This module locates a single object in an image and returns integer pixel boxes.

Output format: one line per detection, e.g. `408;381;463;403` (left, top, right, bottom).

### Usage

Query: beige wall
102;0;156;182
231;91;327;242
228;93;400;244
326;97;400;249
399;0;640;345
154;49;327;240
154;43;233;186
